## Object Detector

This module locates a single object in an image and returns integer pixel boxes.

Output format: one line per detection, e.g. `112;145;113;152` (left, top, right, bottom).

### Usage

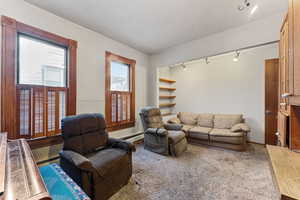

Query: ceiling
25;0;287;54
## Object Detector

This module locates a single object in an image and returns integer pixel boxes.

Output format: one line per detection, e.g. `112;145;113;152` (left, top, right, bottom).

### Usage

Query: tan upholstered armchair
139;107;187;156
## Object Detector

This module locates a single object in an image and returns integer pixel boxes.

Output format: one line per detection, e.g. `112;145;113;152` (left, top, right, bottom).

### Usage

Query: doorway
265;59;279;145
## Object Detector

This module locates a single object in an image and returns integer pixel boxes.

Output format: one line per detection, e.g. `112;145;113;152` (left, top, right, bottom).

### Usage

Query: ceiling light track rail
167;40;279;69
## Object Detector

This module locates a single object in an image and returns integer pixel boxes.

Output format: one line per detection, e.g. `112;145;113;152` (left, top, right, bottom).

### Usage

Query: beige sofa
168;112;250;151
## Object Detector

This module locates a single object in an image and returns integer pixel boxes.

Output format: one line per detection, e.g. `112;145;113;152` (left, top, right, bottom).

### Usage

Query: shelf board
159;78;176;83
161;113;176;116
159;103;176;108
159;87;176;91
159;95;176;99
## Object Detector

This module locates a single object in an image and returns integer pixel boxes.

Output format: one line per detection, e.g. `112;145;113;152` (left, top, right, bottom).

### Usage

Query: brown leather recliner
139;107;188;156
59;113;135;200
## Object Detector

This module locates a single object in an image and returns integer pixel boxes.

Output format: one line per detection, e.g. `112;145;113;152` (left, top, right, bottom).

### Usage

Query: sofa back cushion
178;112;198;125
197;114;214;128
214;114;243;129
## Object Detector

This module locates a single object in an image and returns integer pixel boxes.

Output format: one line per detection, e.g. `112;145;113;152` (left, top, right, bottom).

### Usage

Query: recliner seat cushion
168;131;186;144
197;114;214;128
213;114;243;129
178;112;198;125
87;148;128;180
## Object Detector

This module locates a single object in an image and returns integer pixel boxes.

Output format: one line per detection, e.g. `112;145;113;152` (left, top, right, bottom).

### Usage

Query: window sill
27;135;63;149
107;121;135;132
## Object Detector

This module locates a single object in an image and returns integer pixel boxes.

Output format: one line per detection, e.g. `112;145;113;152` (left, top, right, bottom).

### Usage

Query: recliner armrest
145;128;168;136
164;123;183;131
108;138;136;152
59;150;96;172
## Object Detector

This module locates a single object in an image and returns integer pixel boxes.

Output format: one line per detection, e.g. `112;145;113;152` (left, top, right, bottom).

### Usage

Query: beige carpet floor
111;144;278;200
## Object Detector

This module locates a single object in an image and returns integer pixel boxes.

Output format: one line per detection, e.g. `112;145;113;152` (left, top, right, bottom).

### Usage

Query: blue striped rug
39;163;90;200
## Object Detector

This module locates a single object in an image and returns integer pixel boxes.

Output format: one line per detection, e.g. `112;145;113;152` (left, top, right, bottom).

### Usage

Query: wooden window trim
1;15;77;140
105;51;136;132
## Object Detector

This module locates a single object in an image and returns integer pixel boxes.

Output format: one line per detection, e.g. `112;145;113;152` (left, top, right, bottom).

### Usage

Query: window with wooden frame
1;16;77;141
105;52;136;131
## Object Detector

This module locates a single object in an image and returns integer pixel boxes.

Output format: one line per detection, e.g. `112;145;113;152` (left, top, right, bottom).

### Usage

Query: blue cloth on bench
39;163;90;200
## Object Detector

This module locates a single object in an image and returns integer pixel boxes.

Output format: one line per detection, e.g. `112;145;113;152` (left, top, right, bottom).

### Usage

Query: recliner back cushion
62;113;108;154
140;107;164;129
178;112;198;125
214;114;243;129
197;114;214;128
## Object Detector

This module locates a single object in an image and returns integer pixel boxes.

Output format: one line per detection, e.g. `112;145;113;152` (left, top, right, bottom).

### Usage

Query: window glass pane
110;61;130;91
18;35;67;87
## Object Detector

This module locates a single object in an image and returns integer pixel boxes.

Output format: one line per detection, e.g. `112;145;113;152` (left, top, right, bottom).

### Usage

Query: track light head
238;0;251;11
181;63;187;71
205;57;210;64
233;51;240;62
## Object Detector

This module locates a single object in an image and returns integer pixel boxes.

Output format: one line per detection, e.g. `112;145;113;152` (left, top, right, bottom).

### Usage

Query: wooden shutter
16;85;67;139
111;91;131;124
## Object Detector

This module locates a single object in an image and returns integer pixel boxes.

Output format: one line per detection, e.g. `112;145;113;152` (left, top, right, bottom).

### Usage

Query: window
18;34;67;87
110;61;130;91
105;52;136;131
1;16;77;141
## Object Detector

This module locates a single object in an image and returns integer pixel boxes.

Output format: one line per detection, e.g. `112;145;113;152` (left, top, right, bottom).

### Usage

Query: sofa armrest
231;123;251;133
164;123;183;131
60;150;96;172
145;128;168;137
108;138;136;152
167;117;181;124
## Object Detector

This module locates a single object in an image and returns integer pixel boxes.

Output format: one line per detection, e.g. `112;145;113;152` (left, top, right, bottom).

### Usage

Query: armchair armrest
108;138;136;152
231;123;251;133
164;123;183;131
145;128;168;137
59;150;96;172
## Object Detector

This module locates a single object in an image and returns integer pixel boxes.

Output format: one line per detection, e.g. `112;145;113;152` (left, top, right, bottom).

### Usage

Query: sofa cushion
189;126;212;134
231;123;251;132
188;127;211;140
167;117;181;124
213;114;243;129
181;125;195;133
178;112;198;125
210;135;244;145
168;131;186;144
197;114;214;128
210;128;244;137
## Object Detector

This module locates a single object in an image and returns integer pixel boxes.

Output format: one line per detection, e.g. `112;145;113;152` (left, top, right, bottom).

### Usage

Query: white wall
165;44;278;144
0;0;150;134
148;12;285;106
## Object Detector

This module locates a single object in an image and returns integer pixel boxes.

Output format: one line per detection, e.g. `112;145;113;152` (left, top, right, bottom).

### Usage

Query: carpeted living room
1;0;299;200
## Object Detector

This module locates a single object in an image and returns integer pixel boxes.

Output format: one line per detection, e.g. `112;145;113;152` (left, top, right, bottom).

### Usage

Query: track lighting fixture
238;0;251;11
181;63;187;71
205;57;210;64
233;51;240;62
